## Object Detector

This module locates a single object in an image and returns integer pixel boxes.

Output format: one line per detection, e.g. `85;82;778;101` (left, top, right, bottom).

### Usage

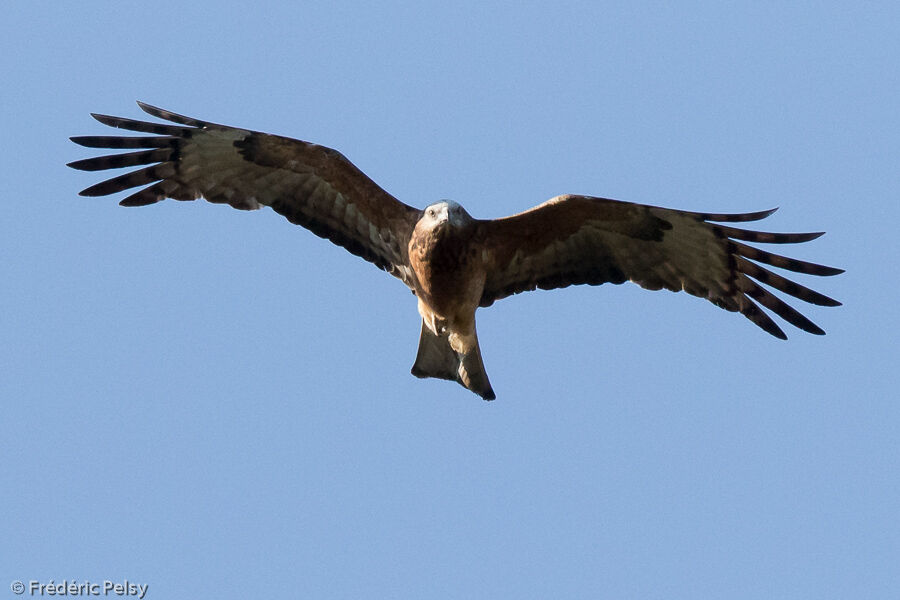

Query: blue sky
2;2;898;598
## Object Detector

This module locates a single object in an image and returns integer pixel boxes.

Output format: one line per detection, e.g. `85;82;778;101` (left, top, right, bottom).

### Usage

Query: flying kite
69;103;842;400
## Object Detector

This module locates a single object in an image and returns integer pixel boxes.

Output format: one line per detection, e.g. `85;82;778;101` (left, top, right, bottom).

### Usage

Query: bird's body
69;103;842;400
407;201;494;397
410;202;482;328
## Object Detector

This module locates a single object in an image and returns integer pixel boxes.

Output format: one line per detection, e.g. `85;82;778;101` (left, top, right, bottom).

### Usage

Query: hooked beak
434;207;450;228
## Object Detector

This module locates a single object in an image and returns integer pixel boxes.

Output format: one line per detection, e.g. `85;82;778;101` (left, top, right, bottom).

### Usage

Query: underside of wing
479;194;842;339
69;102;421;286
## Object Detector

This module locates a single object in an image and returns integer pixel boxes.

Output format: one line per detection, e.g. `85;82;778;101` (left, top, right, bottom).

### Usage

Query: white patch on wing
646;209;730;299
355;209;369;237
330;192;346;221
345;203;359;230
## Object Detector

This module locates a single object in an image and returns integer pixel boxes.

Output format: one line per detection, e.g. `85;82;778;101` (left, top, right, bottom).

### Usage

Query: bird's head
422;200;472;232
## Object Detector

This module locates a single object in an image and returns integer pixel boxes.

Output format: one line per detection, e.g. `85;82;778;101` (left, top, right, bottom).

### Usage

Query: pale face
423;200;470;230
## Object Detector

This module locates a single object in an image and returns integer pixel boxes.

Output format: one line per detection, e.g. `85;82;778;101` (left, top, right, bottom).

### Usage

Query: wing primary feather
78;163;176;197
67;148;172;172
118;180;179;207
717;225;825;244
70;135;176;149
732;240;844;276
737;294;788;339
737;257;842;306
686;207;779;222
738;275;825;335
136;101;209;127
90;113;193;136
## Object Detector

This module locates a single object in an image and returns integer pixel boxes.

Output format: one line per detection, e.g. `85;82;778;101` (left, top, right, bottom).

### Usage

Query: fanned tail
411;322;495;400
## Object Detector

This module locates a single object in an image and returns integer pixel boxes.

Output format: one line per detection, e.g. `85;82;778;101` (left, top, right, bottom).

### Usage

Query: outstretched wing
478;194;842;339
69;102;421;285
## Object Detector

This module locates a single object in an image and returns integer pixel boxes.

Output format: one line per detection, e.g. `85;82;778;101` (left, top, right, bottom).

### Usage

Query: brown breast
409;225;484;319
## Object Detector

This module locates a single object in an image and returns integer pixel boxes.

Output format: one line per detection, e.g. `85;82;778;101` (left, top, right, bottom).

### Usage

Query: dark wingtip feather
68;156;119;172
90;113;118;126
807;292;841;307
745;207;779;221
137;101;208;127
86;113;191;135
136;101;168;116
69;135;175;149
75;163;173;197
739;275;827;335
119;196;157;207
737;257;841;307
78;184;108;197
766;323;789;340
739;296;788;339
720;207;779;222
66;149;171;172
731;241;844;277
692;207;779;222
718;225;827;244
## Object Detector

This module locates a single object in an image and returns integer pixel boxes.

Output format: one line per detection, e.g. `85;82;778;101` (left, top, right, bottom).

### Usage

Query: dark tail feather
411;322;495;400
411;322;458;382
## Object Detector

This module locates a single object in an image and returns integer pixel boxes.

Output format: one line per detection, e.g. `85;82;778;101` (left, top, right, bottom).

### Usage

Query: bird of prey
69;102;842;400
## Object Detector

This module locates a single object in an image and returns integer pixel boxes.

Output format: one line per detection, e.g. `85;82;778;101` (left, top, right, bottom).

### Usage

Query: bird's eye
427;208;435;217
